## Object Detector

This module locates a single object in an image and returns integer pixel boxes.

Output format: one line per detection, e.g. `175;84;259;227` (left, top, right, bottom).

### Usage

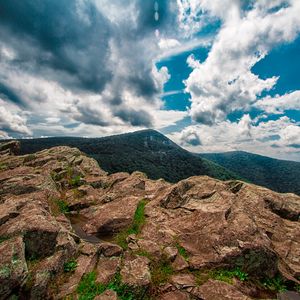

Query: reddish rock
0;236;27;299
137;239;161;258
120;256;151;286
99;242;123;257
95;290;118;300
158;290;190;300
170;273;196;289
82;196;141;235
96;257;120;284
194;279;251;300
171;255;189;271
57;253;98;298
164;246;178;262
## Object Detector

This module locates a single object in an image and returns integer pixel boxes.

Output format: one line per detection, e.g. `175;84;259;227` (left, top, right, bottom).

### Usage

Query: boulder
0;236;27;299
83;196;141;236
96;257;120;284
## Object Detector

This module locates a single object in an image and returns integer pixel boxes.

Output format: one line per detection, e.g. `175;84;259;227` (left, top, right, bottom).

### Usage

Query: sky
0;0;300;161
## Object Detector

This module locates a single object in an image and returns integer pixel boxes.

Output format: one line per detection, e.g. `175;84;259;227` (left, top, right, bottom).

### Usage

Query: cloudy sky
0;0;300;161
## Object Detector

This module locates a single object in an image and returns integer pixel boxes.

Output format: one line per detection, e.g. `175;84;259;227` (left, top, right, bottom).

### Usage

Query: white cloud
169;115;300;161
0;99;31;136
183;0;300;125
255;90;300;114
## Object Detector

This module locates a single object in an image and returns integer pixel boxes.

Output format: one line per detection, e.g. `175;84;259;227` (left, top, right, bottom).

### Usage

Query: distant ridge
199;151;300;195
16;129;238;183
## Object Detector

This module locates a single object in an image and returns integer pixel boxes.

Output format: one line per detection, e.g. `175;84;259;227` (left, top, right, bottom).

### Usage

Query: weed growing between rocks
55;199;70;214
64;259;78;273
115;199;148;249
77;271;148;300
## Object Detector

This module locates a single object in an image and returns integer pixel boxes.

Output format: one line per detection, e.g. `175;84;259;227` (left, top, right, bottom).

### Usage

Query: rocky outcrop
0;142;300;299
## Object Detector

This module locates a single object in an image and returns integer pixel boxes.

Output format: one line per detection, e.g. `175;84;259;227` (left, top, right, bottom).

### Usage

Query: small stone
95;290;118;300
99;242;123;257
164;246;178;262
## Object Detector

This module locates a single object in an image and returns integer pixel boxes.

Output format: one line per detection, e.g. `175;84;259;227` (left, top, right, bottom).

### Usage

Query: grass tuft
115;199;148;249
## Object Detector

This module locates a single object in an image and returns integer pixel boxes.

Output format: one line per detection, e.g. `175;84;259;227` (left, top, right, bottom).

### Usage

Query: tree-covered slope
199;151;300;195
16;130;238;183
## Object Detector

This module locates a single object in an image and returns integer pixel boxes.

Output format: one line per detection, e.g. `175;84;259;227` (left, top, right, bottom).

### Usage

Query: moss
0;265;11;279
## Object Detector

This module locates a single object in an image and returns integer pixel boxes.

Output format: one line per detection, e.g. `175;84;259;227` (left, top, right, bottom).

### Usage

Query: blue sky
0;0;300;161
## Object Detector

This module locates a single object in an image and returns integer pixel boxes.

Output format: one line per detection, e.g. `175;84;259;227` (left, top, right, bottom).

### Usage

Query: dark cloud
0;0;112;92
0;0;181;133
0;82;25;106
115;108;153;127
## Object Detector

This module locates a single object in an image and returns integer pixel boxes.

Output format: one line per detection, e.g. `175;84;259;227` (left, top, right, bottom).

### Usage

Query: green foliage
0;236;9;243
77;271;147;300
107;271;147;300
69;175;82;187
64;259;77;273
175;243;189;261
209;268;248;284
0;163;7;171
150;256;174;286
77;272;106;300
261;275;287;292
115;199;148;249
50;171;64;182
55;199;70;214
200;151;300;195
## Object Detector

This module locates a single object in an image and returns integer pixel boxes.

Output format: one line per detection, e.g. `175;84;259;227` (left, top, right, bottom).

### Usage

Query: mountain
199;151;300;195
16;129;238;183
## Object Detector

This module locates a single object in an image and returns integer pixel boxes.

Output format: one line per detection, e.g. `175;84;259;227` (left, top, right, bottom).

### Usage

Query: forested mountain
16;130;238;183
199;151;300;195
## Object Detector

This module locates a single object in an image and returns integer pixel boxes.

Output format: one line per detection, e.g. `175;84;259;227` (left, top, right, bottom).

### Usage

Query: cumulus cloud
0;0;182;136
170;115;300;160
184;0;300;125
0;99;31;136
255;91;300;114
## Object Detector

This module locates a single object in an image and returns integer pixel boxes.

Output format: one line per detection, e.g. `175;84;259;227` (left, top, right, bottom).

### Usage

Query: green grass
175;242;189;261
115;199;148;249
77;272;106;300
77;271;148;300
261;275;287;292
209;268;248;284
55;199;70;214
64;259;78;273
69;175;82;187
150;256;174;286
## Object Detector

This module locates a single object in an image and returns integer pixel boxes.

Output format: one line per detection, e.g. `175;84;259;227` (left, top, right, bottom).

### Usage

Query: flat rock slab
159;290;190;300
120;256;151;286
194;279;251;300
